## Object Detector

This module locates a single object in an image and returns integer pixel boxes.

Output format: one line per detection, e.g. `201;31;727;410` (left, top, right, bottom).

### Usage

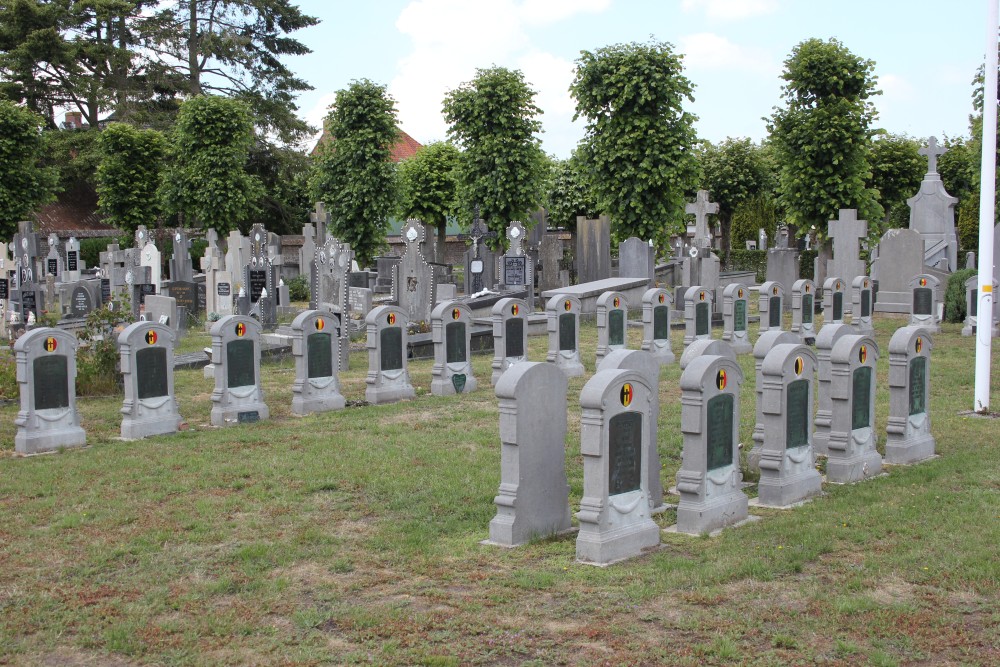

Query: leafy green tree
767;38;882;234
96;122;166;232
546;152;599;232
697;137;776;253
570;39;699;246
443;66;547;247
397;141;461;260
244;141;311;235
308;79;398;267
0;99;58;237
867;132;924;229
159;95;262;234
730;193;780;249
938;135;979;204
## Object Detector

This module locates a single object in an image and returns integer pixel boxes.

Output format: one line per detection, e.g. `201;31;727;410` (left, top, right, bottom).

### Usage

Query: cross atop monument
310;202;329;246
828;208;868;282
505;220;526;256
685;190;719;246
919;136;946;175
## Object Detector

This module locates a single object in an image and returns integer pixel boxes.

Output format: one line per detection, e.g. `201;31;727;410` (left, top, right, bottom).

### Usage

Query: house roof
34;187;117;237
311;127;423;162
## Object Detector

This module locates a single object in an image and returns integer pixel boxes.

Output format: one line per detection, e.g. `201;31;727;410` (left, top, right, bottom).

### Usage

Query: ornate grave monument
314;237;353;370
850;276;875;335
13;328;86;454
826;334;882;483
430;300;478;396
365;305;416;404
545;294;585;378
758;281;785;334
290;309;346;415
499;220;534;307
790;279;817;344
491;297;529;386
682;190;721;294
640;288;676;364
595;291;628;365
908;137;959;271
909;274;941;333
682;286;712;346
209;315;270;427
118;322;181;439
242;224;277;329
885;327;935;464
721;283;752;354
394;219;437;324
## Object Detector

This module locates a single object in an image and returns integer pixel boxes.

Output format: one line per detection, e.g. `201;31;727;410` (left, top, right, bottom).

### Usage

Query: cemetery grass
1;317;999;666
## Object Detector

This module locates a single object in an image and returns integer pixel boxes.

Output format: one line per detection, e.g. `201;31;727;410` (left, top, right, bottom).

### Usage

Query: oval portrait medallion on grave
716;369;728;391
658;293;665;304
511;304;519;316
915;337;923;354
145;330;158;346
452;307;461;320
387;312;396;326
613;296;621;308
859;345;868;364
235;322;246;337
794;356;804;376
564;299;572;311
620;382;633;407
315;317;325;331
44;336;58;353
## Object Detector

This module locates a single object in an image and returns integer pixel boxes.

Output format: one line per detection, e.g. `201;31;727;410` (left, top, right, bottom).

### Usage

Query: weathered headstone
683;286;713;346
499;220;534;306
64;236;81;283
464;212;497;294
962;275;1000;337
315;237;353;370
290;309;346;415
766;226;799;308
69;284;96;319
595;291;628;365
576;215;612;283
348;287;373;320
431;300;478;396
394;219;437;325
885;327;935;465
908;137;959;271
491;297;529;386
826;334;882;483
143;294;177;329
545;294;585;378
166;280;201;321
758;281;785;334
872;228;926;313
813;323;853;456
169;228;194;283
538;233;564;292
138;234;162;294
640;287;675;364
790;279;817;344
44;233;63;280
908;274;941;333
721;283;752;354
850;275;875;335
749;330;801;467
118;322;181;439
242;224;277;329
619;237;655;285
13;328;86;453
826;209;867;286
682;190;721;294
365;305;416;404
209;315;270;427
822;276;847;327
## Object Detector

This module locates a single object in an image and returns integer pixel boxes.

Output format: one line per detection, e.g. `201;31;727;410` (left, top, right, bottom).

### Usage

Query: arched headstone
641;287;676;364
431;300;478;395
365;305;416;404
291;309;346;415
210;315;269;426
14;328;86;454
545;294;584;377
758;281;785;334
790;279;817;345
595;291;628;365
885;327;935;464
721;283;752;354
119;322;181;439
827;334;881;483
491;297;529;385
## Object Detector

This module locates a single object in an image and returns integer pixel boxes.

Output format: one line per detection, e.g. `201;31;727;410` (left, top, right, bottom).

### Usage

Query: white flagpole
975;0;998;412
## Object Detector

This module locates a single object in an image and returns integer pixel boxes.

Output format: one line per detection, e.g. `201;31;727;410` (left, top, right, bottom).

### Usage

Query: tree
308;79;398;267
570;39;699;247
0;99;58;237
159;95;262;235
96;122;166;232
697;137;776;253
243;141;311;235
546;152;599;232
767;38;882;234
443;66;547;247
397;141;461;261
867;132;924;229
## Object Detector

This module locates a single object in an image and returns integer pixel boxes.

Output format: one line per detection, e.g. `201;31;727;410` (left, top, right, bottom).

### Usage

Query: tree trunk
188;1;201;95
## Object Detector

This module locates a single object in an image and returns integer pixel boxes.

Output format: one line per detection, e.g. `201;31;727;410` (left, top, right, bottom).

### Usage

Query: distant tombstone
765;239;799;309
679;334;736;371
826;209;868;285
18;282;43;321
908;136;959;271
374;255;400;295
545;294;584;378
290;309;345;415
908;274;941;333
365;305;416;404
167;280;200;319
209;315;269;427
395;219;436;324
826;334;882;483
576;367;661;564
463;212;497;294
618;237;655;285
748;330;801;467
872;228;925;313
966;251;977;269
721;283;752;354
538;233;564;292
316;238;353;370
491;297;529;386
595;290;628;365
169;228;194;283
243;224;277;328
13;328;86;453
790;279;817;345
758;281;785;333
850;276;875;335
44;233;62;279
812;323;853;456
348;286;373;319
431;300;478;396
225;230;250;281
118;322;181;439
144;295;177;330
962;276;1000;337
575;215;612;283
213;271;234;318
487;362;572;547
70;285;95;319
682;285;712;346
682;190;722;292
885;327;935;464
640;287;675;364
822;277;846;327
757;344;823;507
138;237;162;293
675;355;749;535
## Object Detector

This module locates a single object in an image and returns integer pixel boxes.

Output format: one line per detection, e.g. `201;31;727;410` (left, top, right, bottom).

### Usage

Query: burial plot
491;297;529;386
595;291;629;365
885;327;935;464
790;279;817;344
576;368;661;565
850;276;875;335
209;316;270;427
756;344;823;507
118;322;181;439
721;283;752;354
758;281;785;334
13;328;86;454
909;274;941;333
674;355;749;535
290;309;346;415
826;334;882;483
365;305;416;404
749;330;801;468
682;286;713;346
486;362;572;547
640;288;676;365
822;277;847;327
813;323;853;456
545;294;584;378
430;300;478;396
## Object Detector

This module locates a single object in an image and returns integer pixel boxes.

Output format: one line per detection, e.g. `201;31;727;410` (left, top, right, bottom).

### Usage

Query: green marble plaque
446;322;467;364
33;355;69;410
786;379;810;448
802;294;814;325
833;291;844;321
653;305;669;340
380;326;403;371
909;356;926;416
505;318;524;358
913;288;933;316
696;302;709;336
559;313;576;352
609;309;625;346
227;339;255;389
769;296;781;327
608;411;642;495
734;299;747;332
861;289;871;318
707;393;734;470
136;347;169;399
852;365;872;430
307;332;333;379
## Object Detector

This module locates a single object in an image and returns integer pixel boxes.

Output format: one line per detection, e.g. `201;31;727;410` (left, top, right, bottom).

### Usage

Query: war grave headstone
872;228;926;314
500;220;534;307
822;276;847;329
595;291;629;365
765;225;800;307
721;283;752;354
365;305;416;404
682;286;713;347
826;209;868;286
758;281;785;334
169;228;194;283
64;236;81;283
813;323;853;456
13;327;86;454
209;315;270;427
885;327;935;465
962;276;1000;337
485;362;572;547
545;294;585;378
673;355;749;535
640;287;676;365
430;300;478;396
909;274;941;333
576;368;661;565
491;297;529;386
464;211;498;294
394;219;437;325
576;215;612;284
682;190;721;295
850;276;875;335
44;233;63;280
242;224;277;329
756;344;823;507
826;335;882;483
290;309;346;415
679;334;737;372
908;137;959;271
749;330;801;468
790;279;817;345
118;322;181;439
619;237;655;285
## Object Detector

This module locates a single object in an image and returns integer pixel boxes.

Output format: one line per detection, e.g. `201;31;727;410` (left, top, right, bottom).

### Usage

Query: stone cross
310;202;329;246
829;209;867;278
685;190;719;247
919;136;946;175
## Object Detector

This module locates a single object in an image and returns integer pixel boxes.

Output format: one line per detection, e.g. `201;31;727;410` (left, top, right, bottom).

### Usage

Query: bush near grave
286;274;309;301
944;268;977;323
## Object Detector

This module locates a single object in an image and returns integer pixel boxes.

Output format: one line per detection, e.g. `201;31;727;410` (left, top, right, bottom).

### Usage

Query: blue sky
290;0;992;158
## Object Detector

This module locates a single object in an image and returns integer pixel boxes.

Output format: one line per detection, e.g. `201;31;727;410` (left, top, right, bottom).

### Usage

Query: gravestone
143;294;177;330
348;287;373;319
749;330;801;467
682;286;713;346
758;281;785;334
682;190;721;295
209;315;270;427
200;230;227;316
908;137;959;271
463;212;498;294
790;279;817;345
315;237;353;370
13;328;86;453
822;276;847;327
487;362;572;547
826;209;867;286
491;297;529;386
242;224;277;329
365;305;416;404
118;322;181;439
619;237;655;285
225;230;251;283
595;291;628;365
679;333;736;371
850;276;875;335
576;368;661;564
44;233;63;280
290;309;346;415
721;283;752;354
299;221;317;305
18;281;44;322
885;327;935;464
64;236;81;283
576;215;612;283
69;284;96;319
499;220;534;306
757;344;823;507
908;274;941;333
962;276;1000;337
538;233;564;292
169;228;194;283
826;334;882;483
640;287;675;364
430;300;478;396
675;355;749;535
813;323;853;456
394;219;437;324
138;234;162;294
872;228;925;313
765;226;799;308
545;294;585;378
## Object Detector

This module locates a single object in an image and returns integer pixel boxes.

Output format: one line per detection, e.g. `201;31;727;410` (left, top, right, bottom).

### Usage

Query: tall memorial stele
14;327;86;454
119;322;182;439
209;315;270;426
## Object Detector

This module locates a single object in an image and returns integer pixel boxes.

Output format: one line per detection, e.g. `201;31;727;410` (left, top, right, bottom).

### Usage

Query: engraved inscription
802;294;814;325
909;356;926;416
786;379;810;448
608;308;625;346
696;302;709;336
227;339;255;388
559;313;576;351
307;332;333;379
734;299;746;332
446;322;467;364
505;317;524;358
852;365;872;430
707;393;734;471
861;289;871;318
653;305;669;340
136;347;168;399
769;296;781;327
608;411;642;495
833;291;844;321
380;326;403;371
33;355;69;410
913;288;933;316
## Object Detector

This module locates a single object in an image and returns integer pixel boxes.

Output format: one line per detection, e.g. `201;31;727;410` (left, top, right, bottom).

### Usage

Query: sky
289;0;992;159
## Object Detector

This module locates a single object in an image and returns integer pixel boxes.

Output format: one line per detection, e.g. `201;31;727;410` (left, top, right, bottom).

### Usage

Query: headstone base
646;339;676;365
575;511;661;566
552;353;586;378
121;404;182;440
431;372;478;397
756;448;823;508
884;415;936;465
675;472;749;535
826;431;883;483
292;391;346;416
210;393;270;427
15;424;86;455
365;379;415;405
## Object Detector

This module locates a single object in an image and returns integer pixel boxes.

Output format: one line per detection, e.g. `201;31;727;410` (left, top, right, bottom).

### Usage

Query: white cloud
681;0;779;20
878;74;915;102
518;0;612;26
678;33;776;75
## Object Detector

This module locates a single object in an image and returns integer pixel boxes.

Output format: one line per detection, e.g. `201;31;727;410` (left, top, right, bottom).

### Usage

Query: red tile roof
311;128;423;163
34;187;116;236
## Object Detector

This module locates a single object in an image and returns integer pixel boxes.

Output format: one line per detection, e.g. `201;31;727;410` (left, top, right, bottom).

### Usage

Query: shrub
726;249;768;283
287;274;309;302
80;237;119;269
75;296;135;396
799;249;818;279
944;268;977;323
0;349;16;400
957;195;979;253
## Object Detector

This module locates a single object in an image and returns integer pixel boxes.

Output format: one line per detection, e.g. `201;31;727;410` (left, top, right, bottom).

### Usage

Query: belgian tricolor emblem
44;337;58;353
772;285;779;295
794;356;804;376
315;318;325;331
738;289;744;299
805;284;811;293
387;312;396;325
716;369;727;391
836;281;842;291
511;304;519;316
658;293;665;304
564;299;572;311
859;345;868;364
452;307;461;320
699;291;706;301
915;337;923;354
613;297;620;308
235;322;246;337
919;277;927;287
620;382;633;407
145;330;158;346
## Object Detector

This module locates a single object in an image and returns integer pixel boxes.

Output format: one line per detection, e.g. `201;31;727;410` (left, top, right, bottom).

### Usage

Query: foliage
42;126;102;191
867;132;924;229
799;249;818;279
160;95;262;235
730;194;780;249
571;39;699;246
0;100;58;237
79;237;118;268
243;141;312;235
309;79;399;267
945;268;977;323
725;248;768;283
768;38;882;233
397;141;461;257
96;122;166;232
75;297;135;396
0;349;15;399
697;137;777;251
286;274;309;301
443;66;547;248
546;153;599;231
957;196;980;252
937;135;979;204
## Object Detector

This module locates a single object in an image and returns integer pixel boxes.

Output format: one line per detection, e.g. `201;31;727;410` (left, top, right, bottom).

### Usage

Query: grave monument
885;327;935;464
430;300;478;396
491;298;529;386
640;287;676;364
365;305;416;404
545;294;585;378
826;334;882;483
118;322;181;439
290;309;346;415
595;291;628;365
721;283;752;354
209;315;270;427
